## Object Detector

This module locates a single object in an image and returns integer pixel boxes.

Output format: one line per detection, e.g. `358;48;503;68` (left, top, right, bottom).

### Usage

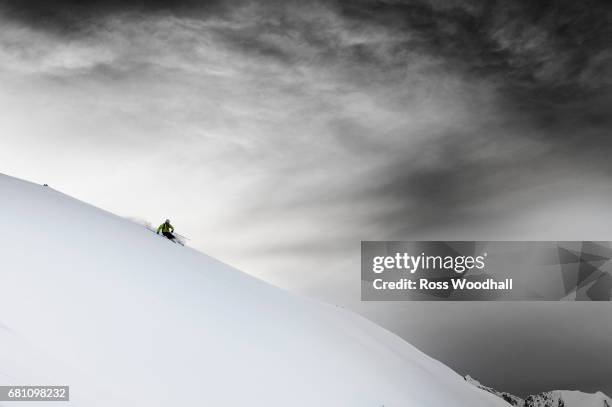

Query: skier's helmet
165;219;170;223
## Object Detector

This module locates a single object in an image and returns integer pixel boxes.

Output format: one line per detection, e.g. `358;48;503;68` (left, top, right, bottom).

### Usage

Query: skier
157;219;176;241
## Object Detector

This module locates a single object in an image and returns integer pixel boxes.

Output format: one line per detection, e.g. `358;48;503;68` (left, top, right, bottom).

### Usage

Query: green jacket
157;222;174;234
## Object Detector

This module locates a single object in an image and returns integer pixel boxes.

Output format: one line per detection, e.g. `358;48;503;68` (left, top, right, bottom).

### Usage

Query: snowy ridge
465;376;524;406
466;376;612;407
0;173;509;407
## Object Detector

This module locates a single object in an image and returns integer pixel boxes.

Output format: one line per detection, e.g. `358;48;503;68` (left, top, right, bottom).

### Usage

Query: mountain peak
466;376;612;407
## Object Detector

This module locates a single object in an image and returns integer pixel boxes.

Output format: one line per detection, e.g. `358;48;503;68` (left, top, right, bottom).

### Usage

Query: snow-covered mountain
465;376;524;406
466;376;612;407
0;173;509;406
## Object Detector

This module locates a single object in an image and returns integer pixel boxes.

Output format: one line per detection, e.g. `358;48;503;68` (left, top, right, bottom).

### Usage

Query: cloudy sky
1;0;611;397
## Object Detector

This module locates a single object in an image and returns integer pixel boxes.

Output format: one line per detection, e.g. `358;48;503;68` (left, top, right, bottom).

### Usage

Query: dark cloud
318;0;612;236
10;0;602;248
338;0;611;86
4;0;609;91
0;0;228;32
369;93;612;234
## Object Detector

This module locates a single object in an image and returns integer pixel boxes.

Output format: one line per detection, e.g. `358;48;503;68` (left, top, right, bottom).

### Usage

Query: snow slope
0;173;510;407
